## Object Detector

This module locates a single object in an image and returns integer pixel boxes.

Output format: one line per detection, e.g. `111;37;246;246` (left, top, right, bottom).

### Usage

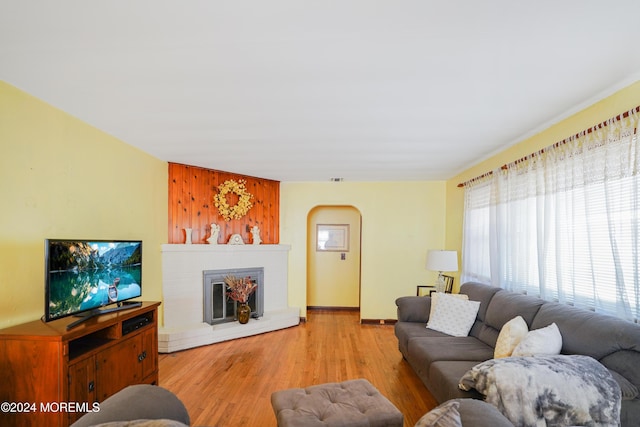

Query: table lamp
426;250;458;292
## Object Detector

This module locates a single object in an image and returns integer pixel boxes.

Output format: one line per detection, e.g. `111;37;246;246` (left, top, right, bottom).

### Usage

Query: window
462;109;640;322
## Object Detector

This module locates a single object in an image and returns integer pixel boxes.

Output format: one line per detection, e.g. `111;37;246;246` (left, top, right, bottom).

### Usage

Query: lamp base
435;272;445;293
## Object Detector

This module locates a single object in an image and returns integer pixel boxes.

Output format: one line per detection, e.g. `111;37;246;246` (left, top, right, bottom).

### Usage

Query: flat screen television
44;239;143;329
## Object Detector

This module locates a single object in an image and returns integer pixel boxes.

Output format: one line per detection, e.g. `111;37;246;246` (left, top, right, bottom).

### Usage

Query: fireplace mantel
161;243;292;254
159;244;299;352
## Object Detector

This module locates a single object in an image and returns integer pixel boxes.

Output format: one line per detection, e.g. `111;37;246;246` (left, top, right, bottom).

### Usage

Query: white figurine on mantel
251;225;262;245
207;223;220;245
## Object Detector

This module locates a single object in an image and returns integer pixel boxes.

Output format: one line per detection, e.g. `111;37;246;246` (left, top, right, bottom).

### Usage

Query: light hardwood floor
159;309;438;426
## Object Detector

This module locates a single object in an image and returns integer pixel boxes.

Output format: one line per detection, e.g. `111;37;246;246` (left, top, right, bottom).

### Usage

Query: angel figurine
251;225;262;245
207;223;220;244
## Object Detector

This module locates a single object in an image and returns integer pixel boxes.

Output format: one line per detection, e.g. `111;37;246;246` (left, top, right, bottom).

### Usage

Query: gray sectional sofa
395;282;640;427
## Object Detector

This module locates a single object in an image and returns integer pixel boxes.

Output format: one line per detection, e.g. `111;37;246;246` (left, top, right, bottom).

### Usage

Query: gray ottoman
271;379;403;427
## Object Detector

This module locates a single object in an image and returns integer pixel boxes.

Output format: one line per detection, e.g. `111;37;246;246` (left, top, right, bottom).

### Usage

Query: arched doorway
307;205;362;309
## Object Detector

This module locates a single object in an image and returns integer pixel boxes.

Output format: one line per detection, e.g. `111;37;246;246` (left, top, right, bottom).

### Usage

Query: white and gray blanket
459;355;621;427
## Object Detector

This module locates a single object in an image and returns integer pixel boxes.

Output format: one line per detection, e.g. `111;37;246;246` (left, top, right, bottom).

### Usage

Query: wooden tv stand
0;301;160;427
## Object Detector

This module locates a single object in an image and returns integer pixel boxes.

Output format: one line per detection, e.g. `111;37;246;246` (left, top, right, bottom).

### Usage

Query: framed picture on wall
316;224;350;252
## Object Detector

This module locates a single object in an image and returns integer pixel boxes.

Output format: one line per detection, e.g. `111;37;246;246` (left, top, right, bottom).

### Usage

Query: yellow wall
307;206;361;308
280;181;447;320
445;80;640;290
0;82;168;328
5;77;636;327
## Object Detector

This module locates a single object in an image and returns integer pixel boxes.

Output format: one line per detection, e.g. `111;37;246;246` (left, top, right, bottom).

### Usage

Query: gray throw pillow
414;400;462;427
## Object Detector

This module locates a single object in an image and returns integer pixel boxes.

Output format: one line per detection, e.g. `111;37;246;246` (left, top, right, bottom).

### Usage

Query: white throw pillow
427;293;480;337
494;315;529;358
512;322;562;356
428;292;469;320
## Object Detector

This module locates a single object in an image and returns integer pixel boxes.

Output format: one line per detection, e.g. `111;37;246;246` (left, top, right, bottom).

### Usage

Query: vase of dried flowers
224;275;257;324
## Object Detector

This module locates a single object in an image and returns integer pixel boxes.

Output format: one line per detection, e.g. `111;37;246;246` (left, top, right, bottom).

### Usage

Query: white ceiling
2;1;640;182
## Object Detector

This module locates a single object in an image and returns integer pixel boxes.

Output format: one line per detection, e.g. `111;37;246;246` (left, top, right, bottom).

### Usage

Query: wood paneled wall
168;163;280;244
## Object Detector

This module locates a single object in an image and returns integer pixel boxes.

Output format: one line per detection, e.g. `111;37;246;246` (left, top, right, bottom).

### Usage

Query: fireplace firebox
203;267;264;325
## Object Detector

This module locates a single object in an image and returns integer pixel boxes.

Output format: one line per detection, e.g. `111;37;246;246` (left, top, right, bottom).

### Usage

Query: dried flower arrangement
224;275;257;304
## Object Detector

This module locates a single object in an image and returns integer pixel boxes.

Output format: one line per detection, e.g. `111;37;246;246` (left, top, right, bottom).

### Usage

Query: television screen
45;239;142;322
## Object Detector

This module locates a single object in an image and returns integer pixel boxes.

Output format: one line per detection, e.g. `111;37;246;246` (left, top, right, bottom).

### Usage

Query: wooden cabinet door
68;356;96;425
95;336;141;400
0;339;65;427
140;328;157;380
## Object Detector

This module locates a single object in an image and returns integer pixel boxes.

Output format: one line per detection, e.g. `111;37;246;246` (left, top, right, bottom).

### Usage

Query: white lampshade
426;250;458;272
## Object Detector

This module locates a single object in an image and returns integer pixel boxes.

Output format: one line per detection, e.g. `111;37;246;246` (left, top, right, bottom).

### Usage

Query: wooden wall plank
167;163;280;244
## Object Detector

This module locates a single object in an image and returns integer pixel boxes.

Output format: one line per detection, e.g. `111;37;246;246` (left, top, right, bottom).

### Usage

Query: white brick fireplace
159;244;299;353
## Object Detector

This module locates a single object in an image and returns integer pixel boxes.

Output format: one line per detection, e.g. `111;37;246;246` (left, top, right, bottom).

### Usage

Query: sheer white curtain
461;177;493;285
462;109;640;321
